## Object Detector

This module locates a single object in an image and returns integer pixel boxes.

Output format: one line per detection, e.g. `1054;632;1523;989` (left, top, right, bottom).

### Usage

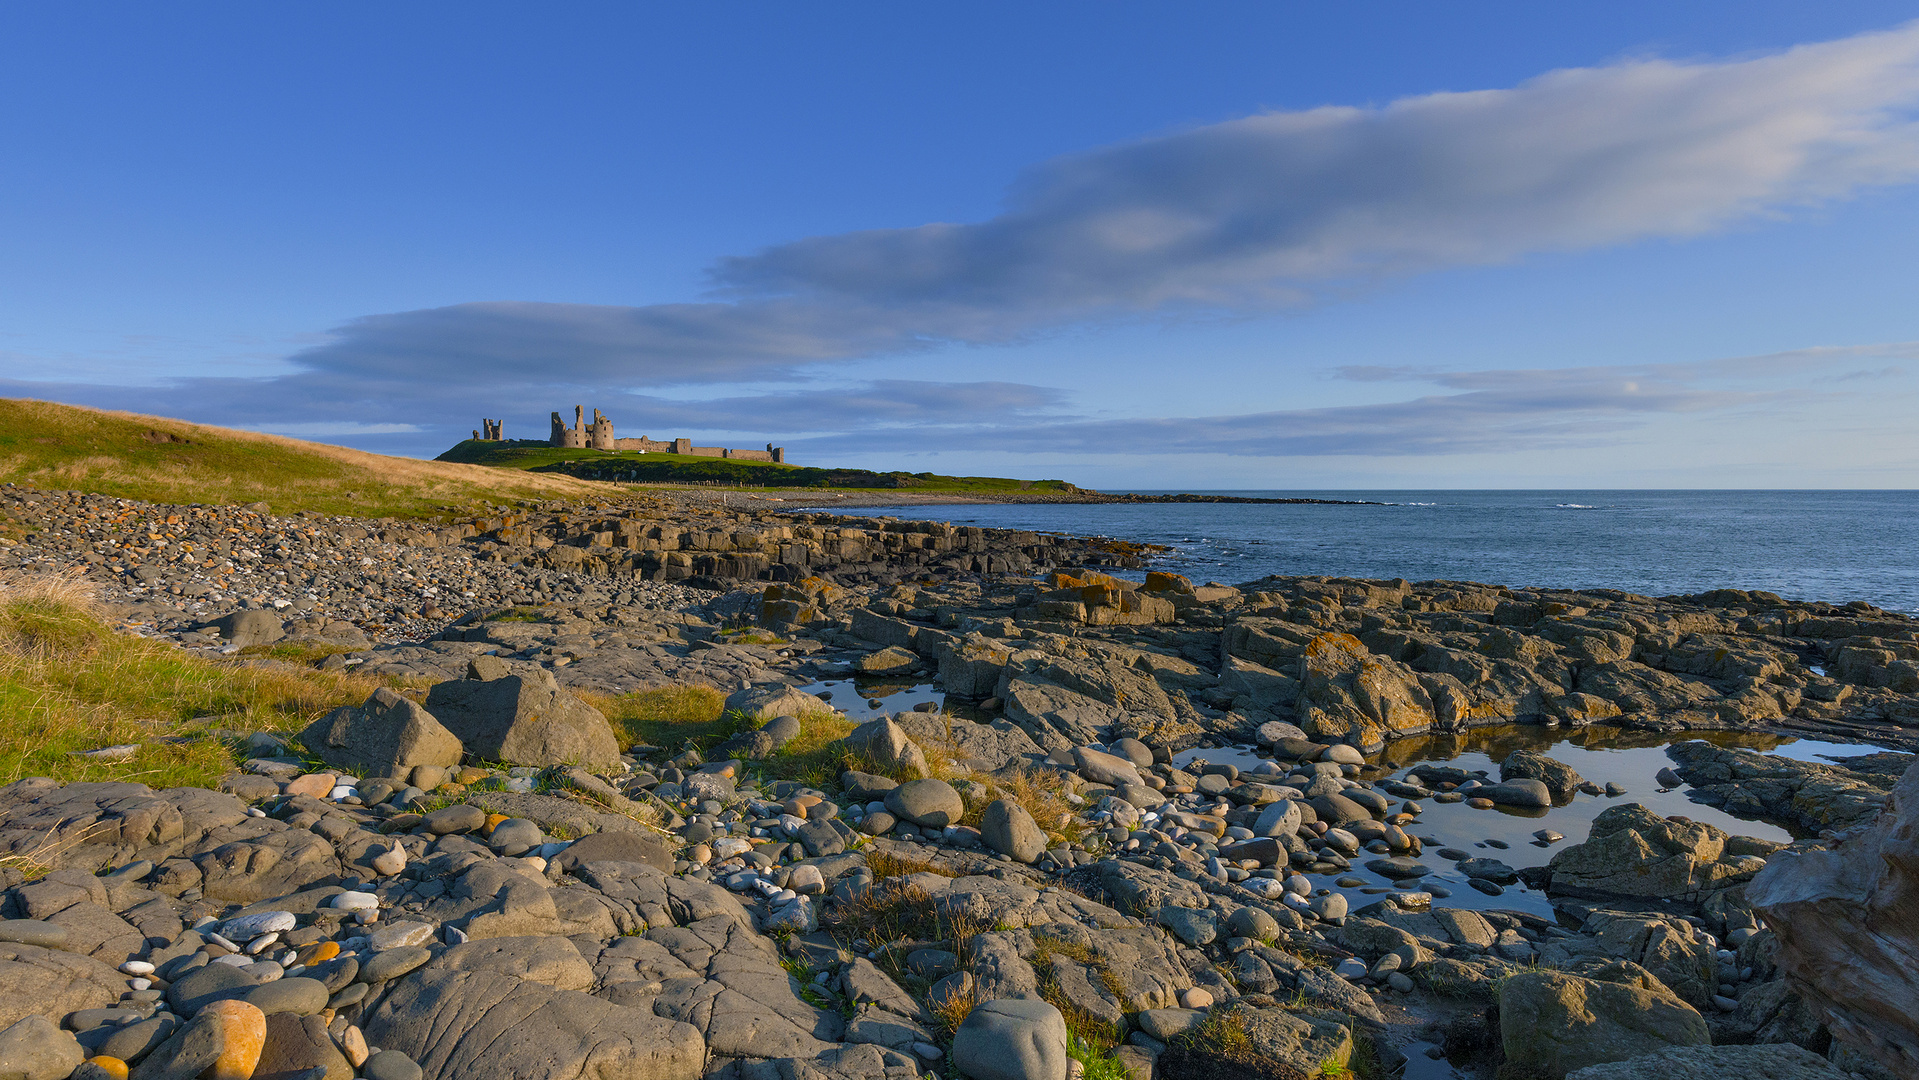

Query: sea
832;490;1919;616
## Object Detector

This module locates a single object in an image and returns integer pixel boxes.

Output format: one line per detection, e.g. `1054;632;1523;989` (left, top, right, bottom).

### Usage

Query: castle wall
610;437;679;453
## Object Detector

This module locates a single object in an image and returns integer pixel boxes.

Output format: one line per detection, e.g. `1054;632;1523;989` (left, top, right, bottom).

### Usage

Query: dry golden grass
989;763;1088;844
864;847;954;879
0;570;383;789
929;983;977;1040
0;398;603;519
586;685;731;749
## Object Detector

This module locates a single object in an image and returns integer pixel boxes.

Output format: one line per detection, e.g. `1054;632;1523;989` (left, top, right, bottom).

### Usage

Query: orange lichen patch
1302;632;1366;659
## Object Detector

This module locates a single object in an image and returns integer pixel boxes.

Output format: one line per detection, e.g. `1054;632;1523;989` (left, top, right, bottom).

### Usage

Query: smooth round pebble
363;1050;425;1080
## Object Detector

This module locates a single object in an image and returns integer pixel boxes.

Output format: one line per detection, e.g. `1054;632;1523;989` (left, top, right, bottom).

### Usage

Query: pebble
370;844;408;877
200;999;267;1080
363;1050;425;1080
360;946;432;982
368;922;435;951
330;891;380;911
341;1025;370;1068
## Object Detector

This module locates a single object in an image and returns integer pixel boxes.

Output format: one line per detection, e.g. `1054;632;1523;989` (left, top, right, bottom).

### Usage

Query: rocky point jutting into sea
0;481;1915;1080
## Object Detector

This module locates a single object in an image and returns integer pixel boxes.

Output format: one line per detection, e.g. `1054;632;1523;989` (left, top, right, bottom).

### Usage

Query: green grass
0;399;599;519
0;574;383;792
1067;1034;1132;1080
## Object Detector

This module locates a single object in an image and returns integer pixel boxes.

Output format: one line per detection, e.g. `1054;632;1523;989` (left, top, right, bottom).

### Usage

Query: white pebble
120;961;155;976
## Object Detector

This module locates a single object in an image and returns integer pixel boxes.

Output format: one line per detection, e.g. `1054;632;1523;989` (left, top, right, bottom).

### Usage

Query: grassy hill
0;399;602;519
436;438;1079;492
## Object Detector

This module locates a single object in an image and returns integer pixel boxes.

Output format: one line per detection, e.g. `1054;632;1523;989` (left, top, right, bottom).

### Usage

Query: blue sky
4;3;1919;488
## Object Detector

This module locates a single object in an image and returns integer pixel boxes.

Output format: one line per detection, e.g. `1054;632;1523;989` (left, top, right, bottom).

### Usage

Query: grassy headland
437;438;1081;492
0;399;602;519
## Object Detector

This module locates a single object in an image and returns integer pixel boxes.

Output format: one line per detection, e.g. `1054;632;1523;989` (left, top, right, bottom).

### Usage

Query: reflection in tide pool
1176;725;1889;918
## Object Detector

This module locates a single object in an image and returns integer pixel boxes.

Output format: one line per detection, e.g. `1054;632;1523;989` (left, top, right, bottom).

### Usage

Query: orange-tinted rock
296;940;340;967
202;999;267;1080
83;1058;129;1080
283;773;336;798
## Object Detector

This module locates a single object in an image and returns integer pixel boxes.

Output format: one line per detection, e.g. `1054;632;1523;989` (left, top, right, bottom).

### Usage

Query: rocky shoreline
1;482;1916;1080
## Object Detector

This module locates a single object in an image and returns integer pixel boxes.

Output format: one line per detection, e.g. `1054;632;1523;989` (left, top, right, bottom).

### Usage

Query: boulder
884;779;964;829
424;669;622;769
951;998;1068;1080
1502;749;1588;802
979;800;1047;864
856;646;921;675
1564;1043;1851;1079
1295;633;1435;752
552;830;673;874
1549;804;1765;902
0;1016;83;1080
301;689;463;777
724;685;832;723
0;943;125;1030
1071;747;1140;788
1749;759;1919;1079
1235;1006;1353;1078
132;1010;226;1080
208;610;285;648
255;1012;351;1080
1498;962;1709;1079
1482;778;1553;808
846;716;929;778
940;637;1013;699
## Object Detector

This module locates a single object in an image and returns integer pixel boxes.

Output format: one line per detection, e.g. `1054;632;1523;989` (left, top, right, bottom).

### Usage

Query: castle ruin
538;406;786;463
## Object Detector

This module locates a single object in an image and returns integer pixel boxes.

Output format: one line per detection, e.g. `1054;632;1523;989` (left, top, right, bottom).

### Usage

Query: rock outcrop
1548;804;1769;902
1749;758;1919;1079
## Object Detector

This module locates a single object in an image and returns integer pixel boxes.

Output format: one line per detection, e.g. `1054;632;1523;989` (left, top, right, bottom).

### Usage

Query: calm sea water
838;490;1919;615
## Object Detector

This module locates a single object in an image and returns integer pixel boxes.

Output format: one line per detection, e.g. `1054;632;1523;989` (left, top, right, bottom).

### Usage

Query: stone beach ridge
0;482;1916;1080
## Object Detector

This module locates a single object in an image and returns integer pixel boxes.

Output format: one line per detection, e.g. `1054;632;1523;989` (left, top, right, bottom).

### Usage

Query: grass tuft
1067;1034;1132;1080
865;848;953;879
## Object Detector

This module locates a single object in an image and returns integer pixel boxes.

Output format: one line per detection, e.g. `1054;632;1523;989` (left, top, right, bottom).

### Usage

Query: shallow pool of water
791;676;1003;726
1175;726;1894;918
